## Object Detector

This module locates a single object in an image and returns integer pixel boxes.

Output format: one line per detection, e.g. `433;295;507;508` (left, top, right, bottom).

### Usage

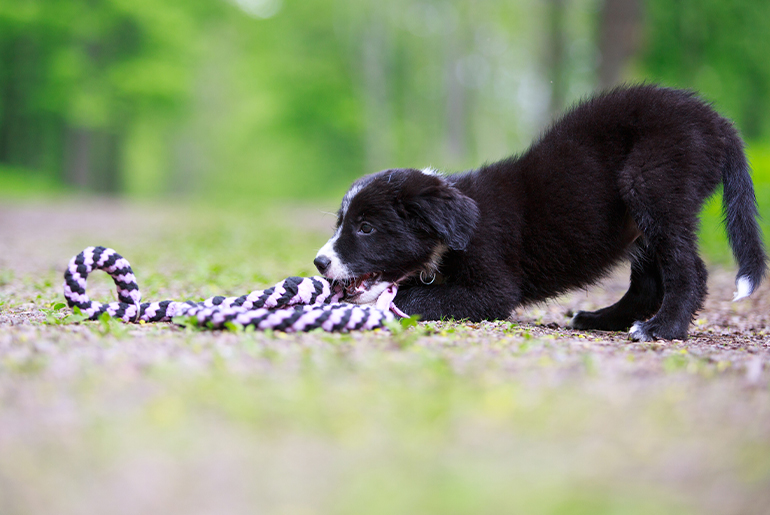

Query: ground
1;198;769;515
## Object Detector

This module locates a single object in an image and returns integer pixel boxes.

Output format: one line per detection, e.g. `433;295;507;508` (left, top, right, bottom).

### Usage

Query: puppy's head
314;168;479;304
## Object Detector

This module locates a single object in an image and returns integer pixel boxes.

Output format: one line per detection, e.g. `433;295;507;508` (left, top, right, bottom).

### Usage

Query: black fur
316;85;767;340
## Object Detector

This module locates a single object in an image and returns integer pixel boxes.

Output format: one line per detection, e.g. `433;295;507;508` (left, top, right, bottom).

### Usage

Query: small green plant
94;311;129;338
172;314;203;330
42;303;86;325
223;321;254;333
501;321;521;334
385;314;426;348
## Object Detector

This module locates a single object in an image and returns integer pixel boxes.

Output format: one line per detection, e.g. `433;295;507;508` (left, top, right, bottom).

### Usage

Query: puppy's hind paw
629;321;654;342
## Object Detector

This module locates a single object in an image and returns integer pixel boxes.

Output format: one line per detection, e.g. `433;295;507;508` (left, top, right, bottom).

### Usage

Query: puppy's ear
401;173;480;250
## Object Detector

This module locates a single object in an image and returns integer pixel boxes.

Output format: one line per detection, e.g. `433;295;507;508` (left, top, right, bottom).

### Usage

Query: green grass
0;198;769;515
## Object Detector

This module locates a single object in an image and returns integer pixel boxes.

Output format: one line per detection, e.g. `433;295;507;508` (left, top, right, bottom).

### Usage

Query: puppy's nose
314;255;331;274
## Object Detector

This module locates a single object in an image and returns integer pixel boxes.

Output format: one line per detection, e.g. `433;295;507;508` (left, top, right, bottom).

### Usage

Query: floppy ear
402;175;480;251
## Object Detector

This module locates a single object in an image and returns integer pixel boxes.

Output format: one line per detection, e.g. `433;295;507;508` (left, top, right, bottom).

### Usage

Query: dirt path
1;199;770;515
2;198;769;347
1;198;768;386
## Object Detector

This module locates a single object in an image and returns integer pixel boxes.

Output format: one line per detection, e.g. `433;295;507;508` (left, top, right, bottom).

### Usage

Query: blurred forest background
2;0;770;204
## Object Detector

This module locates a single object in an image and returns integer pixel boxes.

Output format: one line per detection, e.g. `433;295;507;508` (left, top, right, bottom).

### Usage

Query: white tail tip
732;276;753;302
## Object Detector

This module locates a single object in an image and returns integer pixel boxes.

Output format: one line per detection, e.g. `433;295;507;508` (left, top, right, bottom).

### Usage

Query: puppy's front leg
394;280;518;322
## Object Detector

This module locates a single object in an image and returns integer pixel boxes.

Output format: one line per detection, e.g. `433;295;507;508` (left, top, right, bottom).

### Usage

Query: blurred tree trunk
0;50;16;165
361;4;394;173
0;36;48;170
1;34;122;192
64;126;92;188
546;0;568;118
91;131;121;193
598;0;642;89
443;26;469;163
64;126;121;193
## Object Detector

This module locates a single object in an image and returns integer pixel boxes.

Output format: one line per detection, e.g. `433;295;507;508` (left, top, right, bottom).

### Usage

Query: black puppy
314;85;767;341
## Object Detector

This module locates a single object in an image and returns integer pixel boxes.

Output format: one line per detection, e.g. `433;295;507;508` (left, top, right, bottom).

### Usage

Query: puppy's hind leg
628;233;707;341
616;167;708;340
570;243;663;332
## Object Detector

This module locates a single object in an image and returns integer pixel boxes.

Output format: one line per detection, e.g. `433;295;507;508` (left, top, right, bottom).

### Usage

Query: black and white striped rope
63;246;401;332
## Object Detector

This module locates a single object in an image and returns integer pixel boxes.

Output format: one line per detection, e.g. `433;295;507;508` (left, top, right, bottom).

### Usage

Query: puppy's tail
721;126;767;301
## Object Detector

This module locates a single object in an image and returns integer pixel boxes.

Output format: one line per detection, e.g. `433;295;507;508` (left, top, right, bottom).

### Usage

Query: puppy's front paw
629;321;654;342
569;310;590;329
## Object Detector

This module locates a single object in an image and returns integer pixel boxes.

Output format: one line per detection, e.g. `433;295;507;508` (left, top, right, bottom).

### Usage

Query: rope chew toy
63;246;402;332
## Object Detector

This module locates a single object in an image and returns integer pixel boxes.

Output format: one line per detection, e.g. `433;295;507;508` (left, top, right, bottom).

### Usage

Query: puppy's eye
359;222;374;234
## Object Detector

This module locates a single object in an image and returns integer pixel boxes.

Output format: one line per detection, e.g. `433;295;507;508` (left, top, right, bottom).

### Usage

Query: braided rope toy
63;246;404;332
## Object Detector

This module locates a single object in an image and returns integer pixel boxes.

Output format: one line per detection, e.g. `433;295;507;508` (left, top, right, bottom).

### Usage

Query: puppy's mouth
339;272;384;300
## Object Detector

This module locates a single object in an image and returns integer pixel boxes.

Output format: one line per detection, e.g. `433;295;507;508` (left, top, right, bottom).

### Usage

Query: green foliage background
1;0;769;260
